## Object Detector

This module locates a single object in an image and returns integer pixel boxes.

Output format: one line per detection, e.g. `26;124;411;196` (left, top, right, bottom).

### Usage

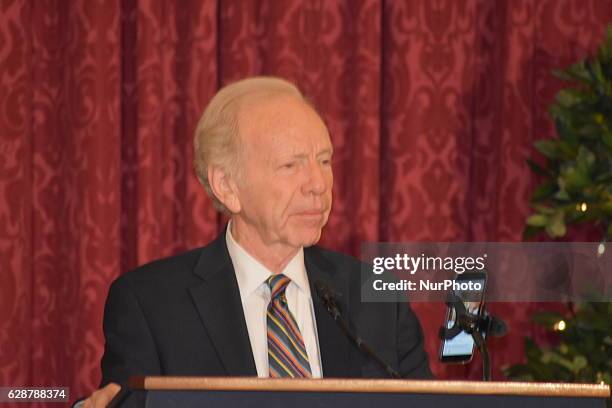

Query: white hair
193;76;305;213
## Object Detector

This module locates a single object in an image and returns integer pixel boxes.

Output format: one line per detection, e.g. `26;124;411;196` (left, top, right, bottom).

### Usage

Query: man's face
233;95;333;249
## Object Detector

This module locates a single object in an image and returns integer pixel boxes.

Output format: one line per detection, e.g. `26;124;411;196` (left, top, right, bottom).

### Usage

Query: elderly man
83;77;431;407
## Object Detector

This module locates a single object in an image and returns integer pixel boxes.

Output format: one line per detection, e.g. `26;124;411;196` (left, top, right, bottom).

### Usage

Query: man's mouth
296;210;323;216
294;210;327;223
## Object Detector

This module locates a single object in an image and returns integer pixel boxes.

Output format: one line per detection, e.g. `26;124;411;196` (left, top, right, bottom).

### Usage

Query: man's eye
321;158;332;166
281;162;296;169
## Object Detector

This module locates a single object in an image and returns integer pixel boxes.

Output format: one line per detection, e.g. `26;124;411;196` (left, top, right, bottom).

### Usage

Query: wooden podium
111;376;611;408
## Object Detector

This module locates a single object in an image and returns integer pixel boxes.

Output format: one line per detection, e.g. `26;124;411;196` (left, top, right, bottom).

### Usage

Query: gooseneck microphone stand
315;281;402;379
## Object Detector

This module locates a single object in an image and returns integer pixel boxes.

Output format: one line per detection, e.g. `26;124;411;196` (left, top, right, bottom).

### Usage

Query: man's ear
208;166;242;213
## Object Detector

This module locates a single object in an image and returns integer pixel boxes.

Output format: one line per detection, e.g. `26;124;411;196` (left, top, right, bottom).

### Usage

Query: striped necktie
266;274;312;378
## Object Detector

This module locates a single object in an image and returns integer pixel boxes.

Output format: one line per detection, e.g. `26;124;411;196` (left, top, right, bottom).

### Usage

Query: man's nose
302;161;327;195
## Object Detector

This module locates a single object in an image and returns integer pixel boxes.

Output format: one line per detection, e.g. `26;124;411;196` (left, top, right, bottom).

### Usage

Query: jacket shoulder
111;246;205;292
307;245;361;268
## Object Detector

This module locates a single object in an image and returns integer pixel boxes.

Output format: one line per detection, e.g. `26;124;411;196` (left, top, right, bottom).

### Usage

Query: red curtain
1;0;611;402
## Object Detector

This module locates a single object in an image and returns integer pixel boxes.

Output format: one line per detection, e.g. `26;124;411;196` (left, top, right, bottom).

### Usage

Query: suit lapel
305;247;361;378
188;232;359;378
188;233;257;376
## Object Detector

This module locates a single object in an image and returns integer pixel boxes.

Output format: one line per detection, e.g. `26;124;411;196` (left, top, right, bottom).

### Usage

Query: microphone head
314;280;331;301
314;280;341;320
487;315;508;337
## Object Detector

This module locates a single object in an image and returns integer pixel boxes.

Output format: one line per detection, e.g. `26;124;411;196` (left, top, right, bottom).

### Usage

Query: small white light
597;243;606;256
554;320;566;331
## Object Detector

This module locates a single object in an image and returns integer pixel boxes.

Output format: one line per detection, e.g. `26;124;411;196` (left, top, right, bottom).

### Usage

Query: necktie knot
266;274;291;301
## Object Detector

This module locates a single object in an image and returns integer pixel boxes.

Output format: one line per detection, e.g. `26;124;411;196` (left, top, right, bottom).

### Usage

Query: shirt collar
225;221;311;298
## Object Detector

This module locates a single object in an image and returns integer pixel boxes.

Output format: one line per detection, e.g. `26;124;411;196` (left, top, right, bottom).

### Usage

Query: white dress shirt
226;223;323;378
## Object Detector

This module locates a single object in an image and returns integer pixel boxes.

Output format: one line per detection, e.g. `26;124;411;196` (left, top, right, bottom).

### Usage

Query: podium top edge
128;377;611;398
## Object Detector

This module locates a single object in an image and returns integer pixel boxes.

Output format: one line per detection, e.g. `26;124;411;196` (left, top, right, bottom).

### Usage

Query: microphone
486;315;507;337
314;280;401;379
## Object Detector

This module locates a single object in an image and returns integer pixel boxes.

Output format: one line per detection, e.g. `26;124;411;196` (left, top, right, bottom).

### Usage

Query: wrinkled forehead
236;94;331;146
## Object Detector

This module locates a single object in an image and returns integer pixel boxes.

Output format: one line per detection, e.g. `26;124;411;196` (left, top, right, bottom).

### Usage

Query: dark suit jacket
100;232;432;385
